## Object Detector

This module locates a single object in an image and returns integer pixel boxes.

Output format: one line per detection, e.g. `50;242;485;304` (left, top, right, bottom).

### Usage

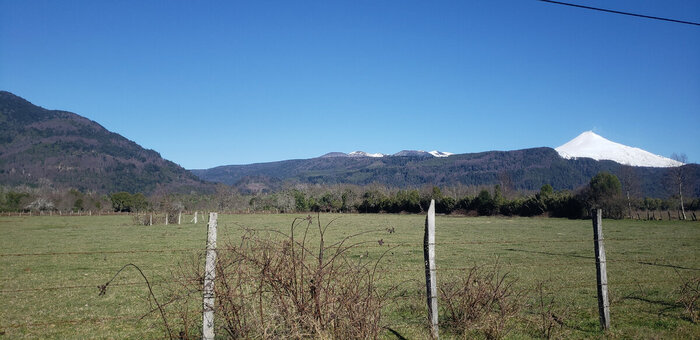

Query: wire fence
1;216;698;336
2;236;697;257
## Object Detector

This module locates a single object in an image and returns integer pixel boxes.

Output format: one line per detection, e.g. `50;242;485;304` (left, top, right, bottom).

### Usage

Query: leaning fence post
592;209;610;330
424;199;439;339
202;212;218;340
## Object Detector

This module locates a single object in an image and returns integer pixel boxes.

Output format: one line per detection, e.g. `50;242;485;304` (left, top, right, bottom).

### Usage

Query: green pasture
0;214;698;339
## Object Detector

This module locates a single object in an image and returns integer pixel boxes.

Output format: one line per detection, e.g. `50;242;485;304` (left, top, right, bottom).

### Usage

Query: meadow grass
0;213;698;339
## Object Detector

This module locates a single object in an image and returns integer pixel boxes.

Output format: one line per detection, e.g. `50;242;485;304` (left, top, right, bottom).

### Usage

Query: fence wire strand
2;313;161;329
0;280;175;294
2;214;697;335
2;236;696;257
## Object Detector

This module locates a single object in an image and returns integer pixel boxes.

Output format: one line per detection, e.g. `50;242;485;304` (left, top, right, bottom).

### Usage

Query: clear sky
2;0;699;169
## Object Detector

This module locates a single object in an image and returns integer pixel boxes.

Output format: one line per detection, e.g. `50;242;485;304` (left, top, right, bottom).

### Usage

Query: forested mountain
2;90;696;199
0;91;213;194
193;148;699;198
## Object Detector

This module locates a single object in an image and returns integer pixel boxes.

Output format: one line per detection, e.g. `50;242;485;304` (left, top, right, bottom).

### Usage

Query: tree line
1;172;698;219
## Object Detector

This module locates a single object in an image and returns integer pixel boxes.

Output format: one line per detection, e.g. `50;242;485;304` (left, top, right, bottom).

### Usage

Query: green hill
0;91;213;194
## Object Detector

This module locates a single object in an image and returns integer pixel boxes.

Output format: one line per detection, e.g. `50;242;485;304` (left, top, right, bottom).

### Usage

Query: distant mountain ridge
193;147;699;198
2;91;696;198
0;91;213;194
321;150;453;158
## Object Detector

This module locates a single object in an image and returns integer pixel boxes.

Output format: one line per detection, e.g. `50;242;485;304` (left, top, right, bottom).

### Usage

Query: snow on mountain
319;152;350;158
389;150;454;157
392;150;432;157
555;131;683;168
349;151;386;158
321;150;453;158
429;150;454;158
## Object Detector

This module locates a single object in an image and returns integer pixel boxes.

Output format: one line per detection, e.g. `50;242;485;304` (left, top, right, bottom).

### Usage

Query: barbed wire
1;256;694;286
0;248;204;257
5;266;689;295
4;236;695;258
551;279;685;290
0;280;167;294
2;213;695;336
1;312;167;330
1;279;689;331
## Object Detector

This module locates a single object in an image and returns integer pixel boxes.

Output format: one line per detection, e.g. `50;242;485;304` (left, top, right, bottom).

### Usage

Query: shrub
179;215;392;338
527;281;566;339
439;264;522;339
677;275;700;323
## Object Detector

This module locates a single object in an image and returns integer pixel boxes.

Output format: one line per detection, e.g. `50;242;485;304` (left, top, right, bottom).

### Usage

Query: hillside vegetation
1;91;697;211
193;148;699;199
0;91;213;194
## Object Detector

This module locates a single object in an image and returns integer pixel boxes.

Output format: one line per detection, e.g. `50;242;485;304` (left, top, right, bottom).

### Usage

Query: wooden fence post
178;211;182;225
202;212;218;340
592;209;610;330
193;211;198;224
165;213;169;225
424;199;438;339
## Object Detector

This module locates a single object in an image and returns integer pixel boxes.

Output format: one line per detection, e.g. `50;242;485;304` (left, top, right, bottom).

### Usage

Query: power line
539;0;700;27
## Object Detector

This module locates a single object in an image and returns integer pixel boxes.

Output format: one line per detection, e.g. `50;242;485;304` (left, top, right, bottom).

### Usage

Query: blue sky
1;0;699;169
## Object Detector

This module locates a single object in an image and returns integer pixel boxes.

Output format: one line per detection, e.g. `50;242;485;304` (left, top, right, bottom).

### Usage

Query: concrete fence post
592;209;610;330
424;199;438;339
202;212;218;339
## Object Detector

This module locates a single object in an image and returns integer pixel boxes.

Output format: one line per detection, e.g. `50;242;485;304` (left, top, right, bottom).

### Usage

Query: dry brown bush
131;213;152;225
677;275;700;323
177;215;393;339
526;280;566;339
439;264;522;339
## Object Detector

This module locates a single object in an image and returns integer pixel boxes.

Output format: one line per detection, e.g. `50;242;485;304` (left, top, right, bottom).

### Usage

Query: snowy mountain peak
349;151;386;158
429;150;454;158
555;131;682;168
321;150;454;158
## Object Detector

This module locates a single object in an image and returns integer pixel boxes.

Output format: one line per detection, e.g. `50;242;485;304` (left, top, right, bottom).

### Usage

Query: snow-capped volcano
555;131;682;168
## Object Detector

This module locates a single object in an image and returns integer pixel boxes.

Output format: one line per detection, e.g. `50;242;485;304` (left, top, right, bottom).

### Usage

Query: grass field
1;213;698;339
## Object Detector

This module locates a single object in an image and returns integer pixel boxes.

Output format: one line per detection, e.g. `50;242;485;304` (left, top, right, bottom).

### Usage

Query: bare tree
619;166;640;219
671;153;688;220
498;170;515;199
